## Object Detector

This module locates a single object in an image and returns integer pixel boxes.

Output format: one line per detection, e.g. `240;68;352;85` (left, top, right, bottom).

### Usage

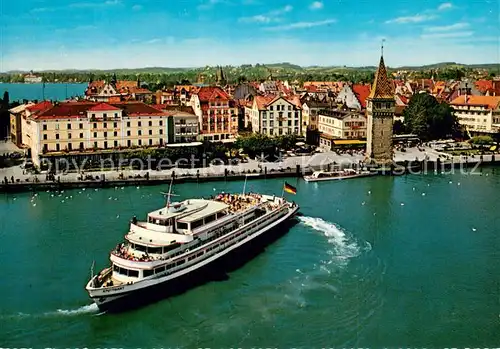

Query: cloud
421;31;474;39
425;22;469;32
69;0;121;8
30;7;54;13
3;35;498;72
269;5;293;15
264;19;336;31
132;4;142;10
438;2;453;10
309;1;323;10
197;0;227;10
385;14;436;24
239;5;293;23
239;15;274;23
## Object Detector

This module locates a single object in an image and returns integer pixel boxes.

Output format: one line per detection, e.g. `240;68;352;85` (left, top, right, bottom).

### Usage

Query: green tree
470;135;494;145
403;93;459;140
393;120;405;135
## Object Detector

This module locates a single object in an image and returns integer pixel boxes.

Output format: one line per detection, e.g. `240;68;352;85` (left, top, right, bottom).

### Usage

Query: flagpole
242;174;247;196
281;180;285;198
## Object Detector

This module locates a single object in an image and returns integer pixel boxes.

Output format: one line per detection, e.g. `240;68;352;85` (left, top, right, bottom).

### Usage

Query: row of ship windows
153;208;285;277
42;120;165;131
115;208;284;279
142;214;276;277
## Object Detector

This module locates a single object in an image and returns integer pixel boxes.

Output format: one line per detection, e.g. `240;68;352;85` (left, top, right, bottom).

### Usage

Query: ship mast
161;178;177;210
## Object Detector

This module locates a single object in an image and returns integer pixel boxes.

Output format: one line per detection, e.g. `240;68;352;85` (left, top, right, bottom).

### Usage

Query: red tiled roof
399;95;409;104
450;95;500;109
88;103;121;112
352;84;371;108
26;101;53;113
475;80;493;93
111;102;166;116
197;86;231;102
254;95;301;110
368;56;394;99
35;102;96;120
254;95;277;110
33;101;167;120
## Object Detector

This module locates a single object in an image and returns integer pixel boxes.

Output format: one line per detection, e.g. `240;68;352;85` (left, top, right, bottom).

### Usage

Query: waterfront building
153;105;200;144
190;86;238;141
12;101;54;152
365;54;395;165
9;103;34;147
15;101;191;166
302;99;331;134
85;79;153;103
318;107;367;150
24;71;43;83
248;95;302;136
450;95;500;136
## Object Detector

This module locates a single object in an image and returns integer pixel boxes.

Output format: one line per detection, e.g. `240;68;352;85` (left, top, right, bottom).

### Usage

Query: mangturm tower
366;46;395;166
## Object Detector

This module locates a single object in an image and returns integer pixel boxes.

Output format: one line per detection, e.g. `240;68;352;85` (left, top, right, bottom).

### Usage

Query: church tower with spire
365;48;395;166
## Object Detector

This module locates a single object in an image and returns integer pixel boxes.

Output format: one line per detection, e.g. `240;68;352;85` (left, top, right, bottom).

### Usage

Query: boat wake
299;216;371;267
1;303;100;320
51;303;100;316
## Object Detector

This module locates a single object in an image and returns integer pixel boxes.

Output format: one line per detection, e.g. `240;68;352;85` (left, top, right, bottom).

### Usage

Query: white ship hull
303;172;376;182
87;203;299;311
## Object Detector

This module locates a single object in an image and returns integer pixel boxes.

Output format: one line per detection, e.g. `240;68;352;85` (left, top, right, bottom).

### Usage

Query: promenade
1;143;499;193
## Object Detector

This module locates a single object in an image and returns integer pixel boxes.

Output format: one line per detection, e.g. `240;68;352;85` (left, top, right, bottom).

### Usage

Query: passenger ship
303;169;376;182
85;185;299;311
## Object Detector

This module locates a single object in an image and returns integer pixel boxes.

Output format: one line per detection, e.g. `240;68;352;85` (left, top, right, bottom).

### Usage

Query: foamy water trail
0;303;100;320
51;303;99;316
299;216;370;267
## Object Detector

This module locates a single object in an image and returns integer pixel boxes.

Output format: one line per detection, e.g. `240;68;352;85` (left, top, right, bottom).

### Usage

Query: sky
0;0;499;71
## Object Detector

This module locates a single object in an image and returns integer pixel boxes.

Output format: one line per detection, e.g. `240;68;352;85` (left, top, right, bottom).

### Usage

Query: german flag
284;182;297;195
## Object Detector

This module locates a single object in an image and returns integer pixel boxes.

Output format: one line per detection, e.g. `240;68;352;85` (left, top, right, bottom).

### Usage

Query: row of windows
141;207;287;279
41;120;165;131
42;139;164;152
262;120;299;127
261;128;300;135
261;112;300;119
269;104;293;111
43;129;164;140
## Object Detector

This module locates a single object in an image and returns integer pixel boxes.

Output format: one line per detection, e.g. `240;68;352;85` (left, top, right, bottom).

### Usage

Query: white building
248;95;302;136
450;95;500;135
318;108;367;150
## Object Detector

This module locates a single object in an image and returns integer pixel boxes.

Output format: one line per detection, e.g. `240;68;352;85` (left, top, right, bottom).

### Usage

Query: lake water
0;83;87;102
1;171;499;347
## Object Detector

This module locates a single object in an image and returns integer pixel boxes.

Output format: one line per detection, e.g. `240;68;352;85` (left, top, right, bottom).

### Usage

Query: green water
1;169;499;348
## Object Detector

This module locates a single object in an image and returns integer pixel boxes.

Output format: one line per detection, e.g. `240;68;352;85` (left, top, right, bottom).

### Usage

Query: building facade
450;95;500;135
318;109;367;138
21;101;172;166
249;96;302;136
190;86;238;141
302;100;331;134
85;80;153;102
366;55;395;165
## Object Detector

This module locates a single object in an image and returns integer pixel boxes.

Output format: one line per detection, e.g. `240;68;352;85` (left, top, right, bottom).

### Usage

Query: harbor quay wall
1;155;499;194
0;167;310;194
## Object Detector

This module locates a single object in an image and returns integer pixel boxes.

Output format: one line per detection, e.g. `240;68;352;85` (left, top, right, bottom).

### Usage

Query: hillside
5;62;498;74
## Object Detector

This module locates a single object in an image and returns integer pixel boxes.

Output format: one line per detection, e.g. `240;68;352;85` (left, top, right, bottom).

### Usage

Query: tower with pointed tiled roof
365;51;395;166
